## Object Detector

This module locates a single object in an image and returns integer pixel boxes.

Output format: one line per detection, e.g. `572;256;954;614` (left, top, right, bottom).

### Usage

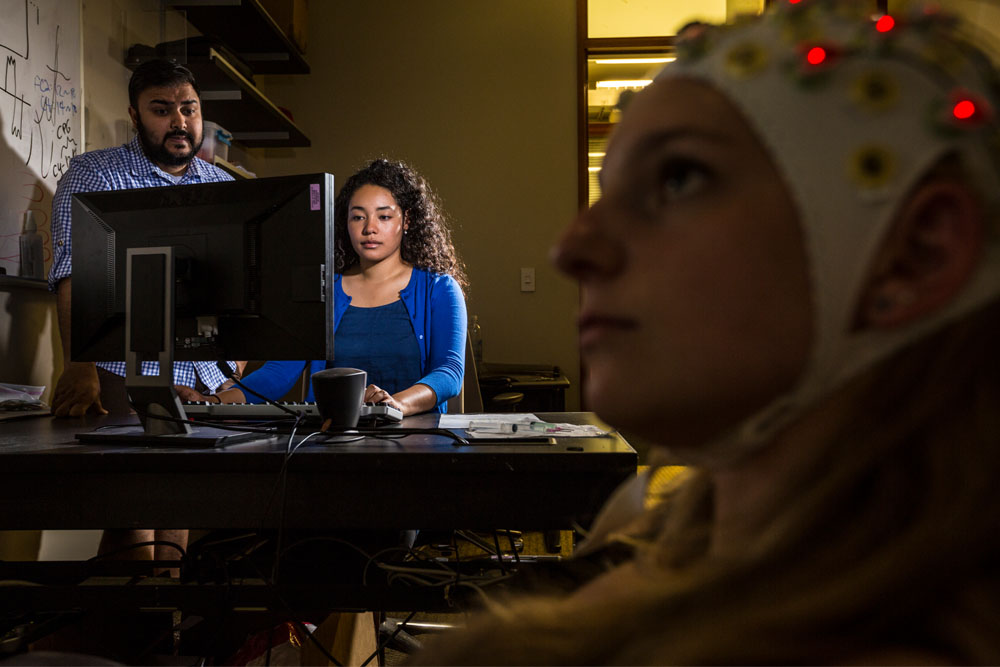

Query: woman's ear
857;179;985;330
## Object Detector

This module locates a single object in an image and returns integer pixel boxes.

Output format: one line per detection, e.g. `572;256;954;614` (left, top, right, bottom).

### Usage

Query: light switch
520;267;535;292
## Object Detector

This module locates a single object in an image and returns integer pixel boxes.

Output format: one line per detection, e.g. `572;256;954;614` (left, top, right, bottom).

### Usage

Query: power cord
271;423;318;582
240;556;344;667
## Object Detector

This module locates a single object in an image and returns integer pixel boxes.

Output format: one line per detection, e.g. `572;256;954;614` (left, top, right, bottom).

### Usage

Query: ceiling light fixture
592;57;675;65
596;79;653;89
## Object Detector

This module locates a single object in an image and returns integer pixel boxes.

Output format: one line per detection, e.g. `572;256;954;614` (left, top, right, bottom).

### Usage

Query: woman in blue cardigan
183;159;468;415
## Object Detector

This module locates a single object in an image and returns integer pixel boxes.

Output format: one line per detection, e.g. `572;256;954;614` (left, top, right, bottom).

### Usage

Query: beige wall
82;0;161;153
254;0;582;409
587;0;763;37
0;289;59;403
589;0;727;37
0;0;162;406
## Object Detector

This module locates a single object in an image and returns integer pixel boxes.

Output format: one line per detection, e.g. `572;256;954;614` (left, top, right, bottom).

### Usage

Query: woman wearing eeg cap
413;1;1000;664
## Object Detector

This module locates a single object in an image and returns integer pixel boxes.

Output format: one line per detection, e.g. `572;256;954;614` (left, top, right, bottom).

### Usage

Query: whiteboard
0;0;82;278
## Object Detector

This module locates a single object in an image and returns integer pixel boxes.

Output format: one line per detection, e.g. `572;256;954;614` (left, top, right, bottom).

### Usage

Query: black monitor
70;173;335;445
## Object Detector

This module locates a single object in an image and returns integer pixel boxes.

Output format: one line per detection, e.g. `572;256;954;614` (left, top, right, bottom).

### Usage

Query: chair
447;335;482;413
479;373;525;412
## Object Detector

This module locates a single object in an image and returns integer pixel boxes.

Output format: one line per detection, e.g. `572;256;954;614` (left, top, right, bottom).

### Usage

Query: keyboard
181;401;403;424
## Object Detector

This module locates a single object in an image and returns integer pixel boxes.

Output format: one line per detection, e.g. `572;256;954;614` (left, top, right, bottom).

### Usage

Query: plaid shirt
49;136;236;391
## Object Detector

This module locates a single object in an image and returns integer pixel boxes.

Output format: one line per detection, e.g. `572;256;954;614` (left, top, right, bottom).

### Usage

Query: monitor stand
76;247;259;448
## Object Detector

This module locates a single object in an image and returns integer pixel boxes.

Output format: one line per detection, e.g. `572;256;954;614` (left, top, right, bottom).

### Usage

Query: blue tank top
330;300;422;395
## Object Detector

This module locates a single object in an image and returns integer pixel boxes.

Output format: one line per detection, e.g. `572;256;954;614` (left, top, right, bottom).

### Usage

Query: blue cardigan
239;268;467;413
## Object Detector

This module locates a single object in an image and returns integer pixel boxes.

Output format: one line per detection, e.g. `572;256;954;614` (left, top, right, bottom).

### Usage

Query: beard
136;116;203;168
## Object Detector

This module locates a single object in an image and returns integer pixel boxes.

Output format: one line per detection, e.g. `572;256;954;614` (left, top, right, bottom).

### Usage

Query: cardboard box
259;0;308;54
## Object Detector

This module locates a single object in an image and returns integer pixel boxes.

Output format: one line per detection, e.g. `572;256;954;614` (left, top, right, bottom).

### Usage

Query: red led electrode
789;0;802;4
875;15;895;32
807;47;827;66
945;89;992;127
953;99;976;120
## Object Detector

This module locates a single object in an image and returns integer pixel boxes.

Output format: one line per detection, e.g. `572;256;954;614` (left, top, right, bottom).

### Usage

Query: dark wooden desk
1;414;636;658
479;362;571;411
0;412;636;532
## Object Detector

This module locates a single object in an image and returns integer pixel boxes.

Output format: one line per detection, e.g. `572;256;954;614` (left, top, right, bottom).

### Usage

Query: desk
1;413;636;659
478;363;571;412
0;412;635;532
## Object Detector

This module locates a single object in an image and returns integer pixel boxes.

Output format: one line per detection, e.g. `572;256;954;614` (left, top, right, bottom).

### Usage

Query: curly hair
334;158;468;290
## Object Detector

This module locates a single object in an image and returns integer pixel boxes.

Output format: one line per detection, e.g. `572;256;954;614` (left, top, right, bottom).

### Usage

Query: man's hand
174;385;247;404
173;385;213;403
51;362;107;417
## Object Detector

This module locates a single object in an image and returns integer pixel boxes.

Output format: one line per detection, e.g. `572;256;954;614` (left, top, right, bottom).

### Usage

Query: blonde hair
412;295;1000;664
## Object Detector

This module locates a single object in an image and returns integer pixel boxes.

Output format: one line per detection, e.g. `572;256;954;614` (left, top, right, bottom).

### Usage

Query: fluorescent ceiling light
592;57;675;64
596;79;653;88
588;152;606;157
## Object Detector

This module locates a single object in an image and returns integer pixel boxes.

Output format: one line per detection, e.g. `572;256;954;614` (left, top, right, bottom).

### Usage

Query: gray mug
311;367;366;429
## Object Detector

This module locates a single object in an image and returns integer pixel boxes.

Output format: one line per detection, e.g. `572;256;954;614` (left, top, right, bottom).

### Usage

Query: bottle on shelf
470;315;484;365
19;211;44;280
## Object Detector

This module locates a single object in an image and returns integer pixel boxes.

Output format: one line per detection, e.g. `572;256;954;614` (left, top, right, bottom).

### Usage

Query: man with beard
46;59;237;567
49;59;236;417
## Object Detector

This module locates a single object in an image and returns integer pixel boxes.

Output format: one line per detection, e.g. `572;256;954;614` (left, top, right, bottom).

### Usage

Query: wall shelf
212;156;256;179
184;49;310;148
134;0;313;149
0;276;50;291
167;0;309;74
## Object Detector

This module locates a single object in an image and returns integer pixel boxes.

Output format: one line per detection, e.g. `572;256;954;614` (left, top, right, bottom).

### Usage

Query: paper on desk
439;413;608;438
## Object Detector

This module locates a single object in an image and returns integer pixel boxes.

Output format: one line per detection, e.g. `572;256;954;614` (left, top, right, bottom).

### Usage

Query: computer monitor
70;173;335;445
